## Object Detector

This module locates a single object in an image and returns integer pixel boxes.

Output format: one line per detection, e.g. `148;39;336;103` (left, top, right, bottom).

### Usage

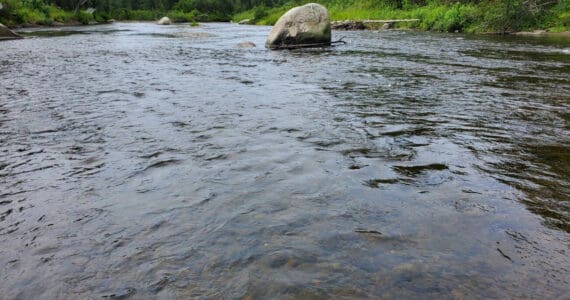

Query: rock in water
0;23;22;41
158;17;172;25
237;41;256;48
265;3;331;49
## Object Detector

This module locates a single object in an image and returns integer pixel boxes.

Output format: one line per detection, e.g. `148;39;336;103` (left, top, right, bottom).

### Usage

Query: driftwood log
269;38;346;50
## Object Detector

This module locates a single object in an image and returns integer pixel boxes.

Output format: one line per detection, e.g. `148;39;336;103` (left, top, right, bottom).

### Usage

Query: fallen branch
355;229;383;235
270;38;347;50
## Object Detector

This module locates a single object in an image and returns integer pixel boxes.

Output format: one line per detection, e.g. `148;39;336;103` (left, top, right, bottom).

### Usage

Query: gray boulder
265;3;331;49
158;17;172;25
0;23;22;41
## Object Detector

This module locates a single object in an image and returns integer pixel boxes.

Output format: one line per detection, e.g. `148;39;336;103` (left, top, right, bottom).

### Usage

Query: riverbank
2;0;569;34
233;0;570;34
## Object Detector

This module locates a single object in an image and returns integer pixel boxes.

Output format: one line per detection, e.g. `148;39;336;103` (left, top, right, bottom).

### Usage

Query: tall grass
234;0;570;33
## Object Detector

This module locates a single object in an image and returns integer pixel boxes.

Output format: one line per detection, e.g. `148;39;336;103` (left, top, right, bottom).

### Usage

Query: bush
110;9;128;20
168;10;197;22
232;10;254;23
94;11;111;22
439;3;479;32
127;10;160;20
0;0;19;24
560;12;570;27
75;10;94;24
46;5;72;23
15;7;47;24
253;6;268;21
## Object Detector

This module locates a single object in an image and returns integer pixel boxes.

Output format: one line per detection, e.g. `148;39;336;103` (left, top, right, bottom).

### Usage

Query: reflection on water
1;23;569;298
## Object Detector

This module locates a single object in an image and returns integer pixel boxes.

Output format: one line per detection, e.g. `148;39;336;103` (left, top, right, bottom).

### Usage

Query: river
1;22;569;298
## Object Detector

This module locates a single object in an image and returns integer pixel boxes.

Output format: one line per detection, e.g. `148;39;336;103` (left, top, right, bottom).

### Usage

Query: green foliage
46;5;72;22
253;5;267;20
0;0;567;33
173;0;194;12
168;9;197;22
173;0;235;20
94;11;110;22
15;7;48;24
75;10;94;24
0;0;19;25
231;10;253;22
405;3;479;32
561;12;570;27
126;9;160;20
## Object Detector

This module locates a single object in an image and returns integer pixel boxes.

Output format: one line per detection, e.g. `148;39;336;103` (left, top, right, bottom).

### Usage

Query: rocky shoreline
511;30;570;37
331;20;570;37
0;23;23;40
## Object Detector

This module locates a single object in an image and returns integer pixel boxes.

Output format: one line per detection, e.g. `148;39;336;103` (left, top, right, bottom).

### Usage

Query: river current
1;22;569;298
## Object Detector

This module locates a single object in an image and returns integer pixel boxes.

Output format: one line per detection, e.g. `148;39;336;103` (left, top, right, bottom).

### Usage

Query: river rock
265;3;331;49
381;22;394;30
237;41;256;48
0;23;22;41
238;19;251;25
513;30;548;36
331;20;366;30
158;17;172;25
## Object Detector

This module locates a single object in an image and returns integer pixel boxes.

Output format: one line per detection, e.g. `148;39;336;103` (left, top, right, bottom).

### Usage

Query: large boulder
265;3;331;49
0;23;22;41
157;17;172;25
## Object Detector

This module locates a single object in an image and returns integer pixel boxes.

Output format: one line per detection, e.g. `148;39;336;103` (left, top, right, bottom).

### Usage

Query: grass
233;0;570;34
1;0;567;34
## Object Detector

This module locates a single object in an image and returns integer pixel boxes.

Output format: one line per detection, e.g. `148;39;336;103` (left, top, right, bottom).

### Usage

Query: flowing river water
1;22;569;298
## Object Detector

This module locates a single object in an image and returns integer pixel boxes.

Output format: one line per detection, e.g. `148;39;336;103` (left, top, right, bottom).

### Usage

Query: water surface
1;22;569;298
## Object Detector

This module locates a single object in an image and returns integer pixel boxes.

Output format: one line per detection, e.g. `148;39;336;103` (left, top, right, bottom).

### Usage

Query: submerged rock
0;23;23;41
265;3;331;49
158;17;172;25
237;41;256;48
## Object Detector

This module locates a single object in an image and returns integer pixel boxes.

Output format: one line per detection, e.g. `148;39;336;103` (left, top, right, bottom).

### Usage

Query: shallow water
1;22;569;298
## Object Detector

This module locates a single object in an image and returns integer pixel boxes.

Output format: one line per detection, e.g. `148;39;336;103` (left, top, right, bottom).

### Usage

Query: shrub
0;0;19;24
127;10;160;20
46;5;71;23
15;7;47;24
232;10;254;23
560;12;570;27
253;6;268;21
94;11;110;22
168;10;197;22
75;10;94;24
439;3;479;32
